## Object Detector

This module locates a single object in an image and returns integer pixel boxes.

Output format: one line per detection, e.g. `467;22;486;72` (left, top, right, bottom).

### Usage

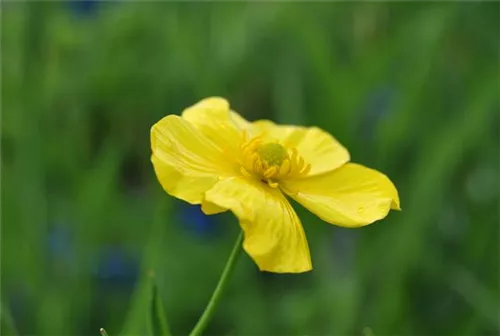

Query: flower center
257;143;288;167
239;134;311;188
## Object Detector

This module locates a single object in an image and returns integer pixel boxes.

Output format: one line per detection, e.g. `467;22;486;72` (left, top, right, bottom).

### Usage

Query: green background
2;2;499;336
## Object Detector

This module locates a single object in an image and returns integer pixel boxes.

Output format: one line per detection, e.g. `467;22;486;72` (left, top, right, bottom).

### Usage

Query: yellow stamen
263;166;278;179
240;167;252;177
279;159;291;176
239;137;310;184
301;164;311;175
267;180;279;188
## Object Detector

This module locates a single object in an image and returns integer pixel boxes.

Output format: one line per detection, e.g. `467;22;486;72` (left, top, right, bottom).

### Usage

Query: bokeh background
2;1;499;336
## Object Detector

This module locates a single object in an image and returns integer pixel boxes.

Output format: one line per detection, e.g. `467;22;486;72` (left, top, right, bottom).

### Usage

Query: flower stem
189;230;244;336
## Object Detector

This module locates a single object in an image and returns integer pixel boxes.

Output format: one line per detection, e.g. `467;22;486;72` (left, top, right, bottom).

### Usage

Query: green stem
189;231;244;336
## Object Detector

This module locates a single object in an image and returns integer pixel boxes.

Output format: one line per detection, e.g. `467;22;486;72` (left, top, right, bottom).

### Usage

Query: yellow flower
151;97;400;273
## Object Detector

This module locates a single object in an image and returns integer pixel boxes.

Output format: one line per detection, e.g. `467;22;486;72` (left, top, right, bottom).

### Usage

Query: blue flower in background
46;224;138;287
178;203;218;237
67;0;100;18
93;247;139;287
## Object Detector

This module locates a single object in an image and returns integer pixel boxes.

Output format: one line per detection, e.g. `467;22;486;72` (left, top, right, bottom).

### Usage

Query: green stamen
257;143;288;167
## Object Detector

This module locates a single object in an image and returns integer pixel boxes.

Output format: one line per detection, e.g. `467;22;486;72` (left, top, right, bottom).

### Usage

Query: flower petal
205;177;312;273
281;163;400;228
201;200;226;215
181;97;248;156
151;115;234;204
252;120;350;175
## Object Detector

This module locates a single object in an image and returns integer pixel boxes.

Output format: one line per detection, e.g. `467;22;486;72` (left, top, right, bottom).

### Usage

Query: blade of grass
150;270;172;336
120;200;171;336
1;302;18;336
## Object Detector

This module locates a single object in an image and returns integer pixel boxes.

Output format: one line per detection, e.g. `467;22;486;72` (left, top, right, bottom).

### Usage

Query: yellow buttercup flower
151;97;400;273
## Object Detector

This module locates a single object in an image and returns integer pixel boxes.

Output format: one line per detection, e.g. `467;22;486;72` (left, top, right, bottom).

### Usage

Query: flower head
151;97;400;273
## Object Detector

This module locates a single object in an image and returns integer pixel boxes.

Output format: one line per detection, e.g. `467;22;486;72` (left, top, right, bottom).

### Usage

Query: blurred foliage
1;2;499;336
